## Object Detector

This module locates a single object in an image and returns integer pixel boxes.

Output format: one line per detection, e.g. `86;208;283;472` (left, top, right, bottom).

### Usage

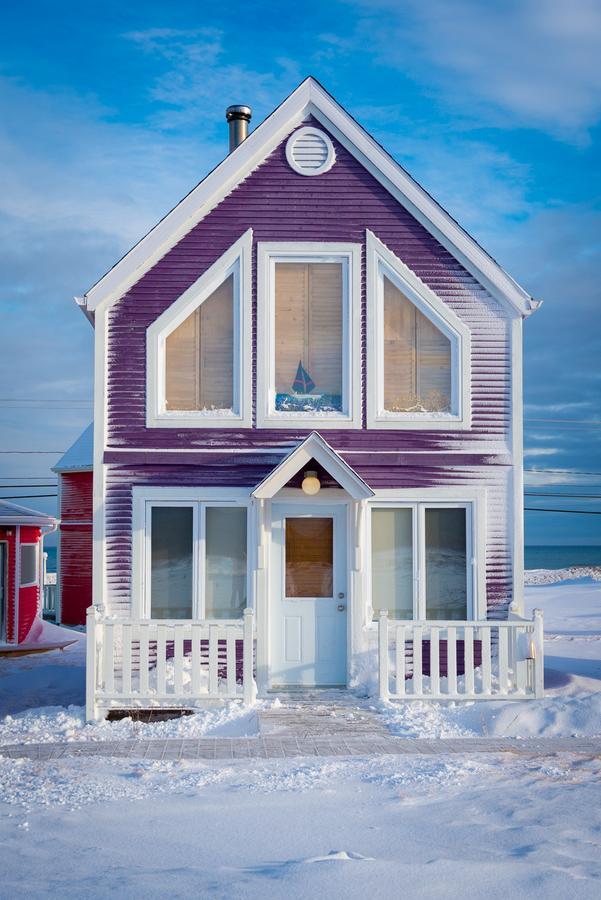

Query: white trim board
81;78;538;319
252;432;374;500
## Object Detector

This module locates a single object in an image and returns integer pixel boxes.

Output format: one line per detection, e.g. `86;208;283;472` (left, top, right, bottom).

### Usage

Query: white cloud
124;28;300;131
348;0;601;138
524;447;560;458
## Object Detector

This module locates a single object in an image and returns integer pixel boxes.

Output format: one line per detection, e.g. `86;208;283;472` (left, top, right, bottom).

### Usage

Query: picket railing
42;575;57;618
86;608;255;720
378;610;544;701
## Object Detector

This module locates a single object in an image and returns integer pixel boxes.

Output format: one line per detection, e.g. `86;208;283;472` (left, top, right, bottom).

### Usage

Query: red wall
59;472;93;625
0;524;42;643
18;525;41;642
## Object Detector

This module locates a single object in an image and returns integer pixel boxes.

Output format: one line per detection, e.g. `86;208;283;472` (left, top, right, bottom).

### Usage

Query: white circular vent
285;127;335;176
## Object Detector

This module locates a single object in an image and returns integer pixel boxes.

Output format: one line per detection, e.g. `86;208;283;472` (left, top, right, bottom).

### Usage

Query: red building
0;500;57;645
53;424;93;626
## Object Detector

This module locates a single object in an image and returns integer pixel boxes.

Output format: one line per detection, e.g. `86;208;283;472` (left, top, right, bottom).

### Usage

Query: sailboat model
292;360;319;398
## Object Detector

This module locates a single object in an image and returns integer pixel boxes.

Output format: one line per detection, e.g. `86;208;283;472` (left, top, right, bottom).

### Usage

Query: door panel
270;505;347;687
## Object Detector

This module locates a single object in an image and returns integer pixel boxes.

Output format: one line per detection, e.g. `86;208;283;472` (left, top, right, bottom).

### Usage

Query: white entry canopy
252;432;374;500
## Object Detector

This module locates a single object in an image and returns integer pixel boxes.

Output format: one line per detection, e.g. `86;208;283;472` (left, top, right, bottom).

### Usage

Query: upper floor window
257;243;361;429
146;230;252;429
367;230;471;430
165;273;234;412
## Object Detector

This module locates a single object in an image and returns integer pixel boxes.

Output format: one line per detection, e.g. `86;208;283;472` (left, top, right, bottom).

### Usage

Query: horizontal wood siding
18;525;41;642
106;116;511;454
59;472;93;625
104;462;510;619
102;117;515;621
0;526;16;642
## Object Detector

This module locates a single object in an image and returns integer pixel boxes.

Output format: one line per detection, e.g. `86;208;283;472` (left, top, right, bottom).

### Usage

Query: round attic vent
286;127;335;176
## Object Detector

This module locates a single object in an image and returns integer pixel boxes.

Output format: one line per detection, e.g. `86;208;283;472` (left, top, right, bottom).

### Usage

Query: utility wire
0;494;58;500
525;507;601;515
0;483;57;489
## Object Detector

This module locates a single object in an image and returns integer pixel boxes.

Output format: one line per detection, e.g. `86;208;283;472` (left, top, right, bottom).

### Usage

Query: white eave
81;76;538;319
252;432;374;500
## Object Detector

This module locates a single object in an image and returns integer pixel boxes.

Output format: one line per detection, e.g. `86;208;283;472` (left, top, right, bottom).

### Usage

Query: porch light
301;470;321;495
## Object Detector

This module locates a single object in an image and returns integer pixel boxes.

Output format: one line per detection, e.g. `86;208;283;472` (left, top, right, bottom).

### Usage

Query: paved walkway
1;702;600;762
1;735;600;761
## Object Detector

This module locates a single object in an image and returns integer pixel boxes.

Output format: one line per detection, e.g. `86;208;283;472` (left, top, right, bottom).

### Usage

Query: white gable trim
82;78;536;318
366;230;471;430
146;229;253;429
252;432;374;500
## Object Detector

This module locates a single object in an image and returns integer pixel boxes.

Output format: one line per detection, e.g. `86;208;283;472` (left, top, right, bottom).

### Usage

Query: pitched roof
0;500;57;526
252;432;374;500
81;77;538;318
52;423;93;473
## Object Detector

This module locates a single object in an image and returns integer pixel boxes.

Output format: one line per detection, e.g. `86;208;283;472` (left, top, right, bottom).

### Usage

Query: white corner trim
252;432;374;500
146;229;253;429
285;126;336;176
366;230;471;431
83;78;535;318
256;241;362;429
510;316;524;614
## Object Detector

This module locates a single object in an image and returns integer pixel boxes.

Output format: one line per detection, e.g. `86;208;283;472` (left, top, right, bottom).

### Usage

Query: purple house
73;78;544;720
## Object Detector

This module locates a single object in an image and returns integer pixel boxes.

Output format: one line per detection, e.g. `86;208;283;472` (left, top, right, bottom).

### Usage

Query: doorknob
337;604;346;612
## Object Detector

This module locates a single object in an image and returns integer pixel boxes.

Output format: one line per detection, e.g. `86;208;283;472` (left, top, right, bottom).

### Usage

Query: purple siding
102;117;516;618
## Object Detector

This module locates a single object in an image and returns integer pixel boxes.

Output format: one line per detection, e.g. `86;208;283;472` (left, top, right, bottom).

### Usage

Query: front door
270;504;347;687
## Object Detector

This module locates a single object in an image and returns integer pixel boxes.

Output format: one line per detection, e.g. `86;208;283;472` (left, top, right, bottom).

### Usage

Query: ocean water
44;546;57;573
42;544;600;574
525;545;601;570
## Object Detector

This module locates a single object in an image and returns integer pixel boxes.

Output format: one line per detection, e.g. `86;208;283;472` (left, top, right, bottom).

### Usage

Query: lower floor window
148;502;247;620
371;504;471;621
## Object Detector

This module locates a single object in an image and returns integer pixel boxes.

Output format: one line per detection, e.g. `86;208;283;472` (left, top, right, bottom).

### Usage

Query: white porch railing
42;576;57;618
378;610;544;701
86;608;255;721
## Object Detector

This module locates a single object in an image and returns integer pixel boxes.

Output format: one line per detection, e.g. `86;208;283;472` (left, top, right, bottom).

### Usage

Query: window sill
367;411;470;431
146;410;252;429
257;410;361;430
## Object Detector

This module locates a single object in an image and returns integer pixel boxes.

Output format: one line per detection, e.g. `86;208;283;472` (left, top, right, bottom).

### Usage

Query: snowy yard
1;575;600;899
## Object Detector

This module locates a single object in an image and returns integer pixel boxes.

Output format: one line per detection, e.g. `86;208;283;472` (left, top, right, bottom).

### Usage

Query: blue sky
1;0;600;545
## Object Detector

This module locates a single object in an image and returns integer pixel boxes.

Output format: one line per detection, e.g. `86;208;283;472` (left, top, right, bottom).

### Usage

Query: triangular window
146;230;252;428
382;275;452;414
165;273;234;412
367;230;470;429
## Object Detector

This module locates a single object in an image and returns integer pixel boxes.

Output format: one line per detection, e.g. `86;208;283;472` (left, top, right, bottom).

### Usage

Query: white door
270;504;347;687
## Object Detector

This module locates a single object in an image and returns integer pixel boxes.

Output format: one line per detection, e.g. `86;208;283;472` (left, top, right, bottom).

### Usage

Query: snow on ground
382;576;601;739
0;575;600;898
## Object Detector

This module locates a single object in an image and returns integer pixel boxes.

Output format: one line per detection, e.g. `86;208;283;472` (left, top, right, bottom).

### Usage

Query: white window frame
132;487;252;621
146;229;253;429
257;241;362;429
367;489;486;623
366;230;471;430
19;542;39;588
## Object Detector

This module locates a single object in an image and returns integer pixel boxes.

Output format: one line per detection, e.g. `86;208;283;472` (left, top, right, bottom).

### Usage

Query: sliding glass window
371;504;471;621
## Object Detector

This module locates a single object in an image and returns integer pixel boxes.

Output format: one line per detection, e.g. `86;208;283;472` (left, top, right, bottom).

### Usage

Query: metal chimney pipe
226;105;252;152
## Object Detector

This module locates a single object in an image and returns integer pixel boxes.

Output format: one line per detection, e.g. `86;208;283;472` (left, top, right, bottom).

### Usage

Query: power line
0;483;57;489
525;468;601;477
0;451;62;455
0;493;58;500
525;492;601;499
525;417;601;425
525;507;601;515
